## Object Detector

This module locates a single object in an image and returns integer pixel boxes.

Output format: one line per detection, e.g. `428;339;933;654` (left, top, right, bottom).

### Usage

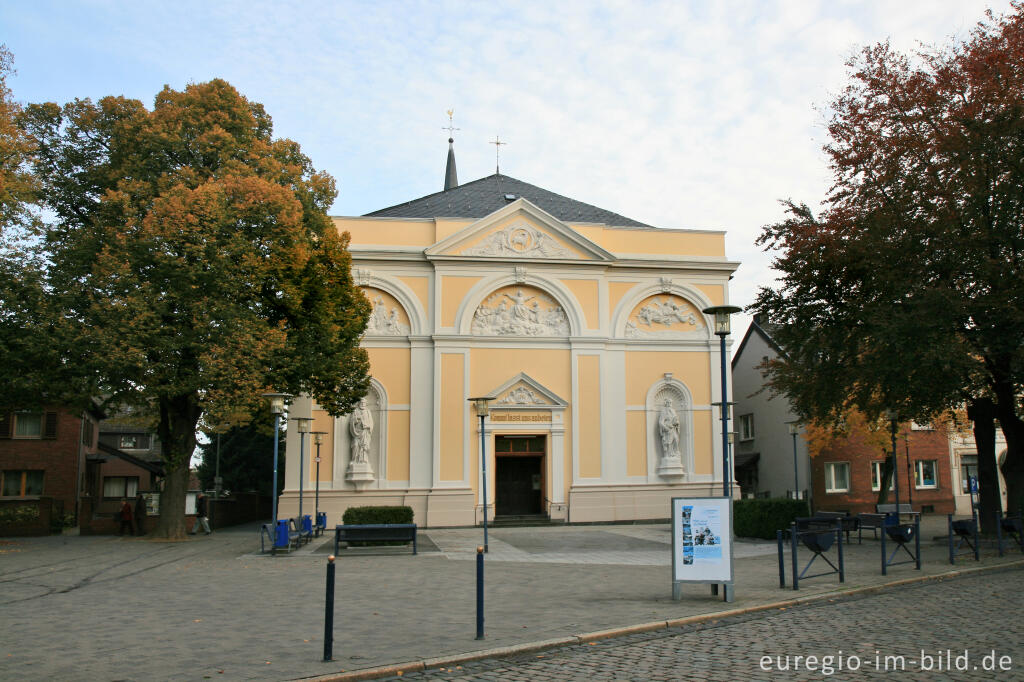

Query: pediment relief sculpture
625;295;702;338
497;385;549;406
461;223;578;259
471;286;570;337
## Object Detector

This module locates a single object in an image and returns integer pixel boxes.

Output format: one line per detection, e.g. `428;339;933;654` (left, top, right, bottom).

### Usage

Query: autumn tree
751;5;1024;522
16;79;370;538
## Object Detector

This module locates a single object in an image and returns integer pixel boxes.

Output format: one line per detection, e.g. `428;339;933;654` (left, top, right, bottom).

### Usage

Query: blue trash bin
302;515;313;534
317;512;327;530
275;519;290;548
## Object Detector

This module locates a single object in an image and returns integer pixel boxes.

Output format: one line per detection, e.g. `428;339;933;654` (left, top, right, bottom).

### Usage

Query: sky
1;0;1015;338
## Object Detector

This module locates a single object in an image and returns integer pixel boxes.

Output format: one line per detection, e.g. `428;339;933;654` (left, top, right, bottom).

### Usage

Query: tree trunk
152;393;202;539
876;456;894;506
997;407;1024;520
968;398;1000;533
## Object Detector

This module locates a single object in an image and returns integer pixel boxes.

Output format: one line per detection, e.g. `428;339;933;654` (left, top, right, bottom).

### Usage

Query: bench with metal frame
996;511;1024;556
290;517;313;545
947;514;980;564
814;511;859;543
776;517;845;591
857;513;887;542
880;516;921;575
333;523;418;555
259;520;301;555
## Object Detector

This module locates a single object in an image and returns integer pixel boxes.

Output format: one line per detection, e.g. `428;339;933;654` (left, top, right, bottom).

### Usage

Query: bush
734;498;809;539
342;505;414;525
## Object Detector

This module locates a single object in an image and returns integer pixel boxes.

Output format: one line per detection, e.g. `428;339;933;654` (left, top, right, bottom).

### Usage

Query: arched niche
339;378;388;489
645;376;694;482
354;271;427;336
362;287;412;336
455;273;584;337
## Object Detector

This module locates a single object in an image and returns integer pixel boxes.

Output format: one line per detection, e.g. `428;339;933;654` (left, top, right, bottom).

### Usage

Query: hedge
733;498;809;539
342;505;414;525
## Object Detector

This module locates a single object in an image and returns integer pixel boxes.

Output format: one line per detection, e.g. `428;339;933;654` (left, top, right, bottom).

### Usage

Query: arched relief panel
611;282;715;340
354;271;428;335
455;274;585;337
645;377;694;482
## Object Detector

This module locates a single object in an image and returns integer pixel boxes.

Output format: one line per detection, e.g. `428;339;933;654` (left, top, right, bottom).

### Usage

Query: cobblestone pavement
0;518;1021;681
389;568;1024;681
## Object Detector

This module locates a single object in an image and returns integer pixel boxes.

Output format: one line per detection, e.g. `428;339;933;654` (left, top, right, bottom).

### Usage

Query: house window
915;460;938;489
825;462;850;493
960;455;978;493
738;414;755;441
118;434;149;450
13;413;42;438
870;461;895;492
2;470;44;497
103;476;139;499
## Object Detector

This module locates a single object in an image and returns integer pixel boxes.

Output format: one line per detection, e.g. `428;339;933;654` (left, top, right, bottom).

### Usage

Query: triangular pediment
425;199;614;262
486;372;568;409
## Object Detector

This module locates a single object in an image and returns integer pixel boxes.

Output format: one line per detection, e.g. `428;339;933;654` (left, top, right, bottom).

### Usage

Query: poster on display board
671;497;733;586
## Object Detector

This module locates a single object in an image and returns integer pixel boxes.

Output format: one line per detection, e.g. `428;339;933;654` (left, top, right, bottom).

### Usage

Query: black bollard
475;546;484;640
324;555;336;661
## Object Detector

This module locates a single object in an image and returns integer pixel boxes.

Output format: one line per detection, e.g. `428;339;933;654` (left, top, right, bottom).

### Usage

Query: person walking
190;493;211;535
134;492;147;536
118;498;134;536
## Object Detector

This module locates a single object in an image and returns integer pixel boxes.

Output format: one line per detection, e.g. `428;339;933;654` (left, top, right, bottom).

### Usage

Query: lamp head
261;392;293;415
787;421;800;435
311;431;327;445
291;417;313;433
468;395;493;415
702;305;742;336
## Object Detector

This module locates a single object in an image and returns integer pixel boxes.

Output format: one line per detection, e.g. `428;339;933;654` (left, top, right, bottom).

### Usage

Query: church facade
279;164;740;526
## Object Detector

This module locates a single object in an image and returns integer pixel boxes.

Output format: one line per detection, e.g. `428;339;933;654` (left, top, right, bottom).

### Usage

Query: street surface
390;568;1024;681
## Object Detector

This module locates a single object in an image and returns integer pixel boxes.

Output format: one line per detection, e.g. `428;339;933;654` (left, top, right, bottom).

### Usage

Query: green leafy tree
17;79;370;538
196;421;283;497
751;6;1024;522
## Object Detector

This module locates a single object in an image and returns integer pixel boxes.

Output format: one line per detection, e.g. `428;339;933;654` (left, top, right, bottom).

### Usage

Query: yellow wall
435;218;473;241
562;279;599;330
692;410;713;475
366;348;411;404
442;275;482;327
608;281;639;319
336;218;435;247
397;276;430;318
624;351;711;406
626;411;647;477
695;284;724;307
387;410;410;481
440;354;464;481
577;355;601;478
576;226;725;257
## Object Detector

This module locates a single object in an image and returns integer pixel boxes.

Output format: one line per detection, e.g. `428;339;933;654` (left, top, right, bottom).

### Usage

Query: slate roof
364;174;650;227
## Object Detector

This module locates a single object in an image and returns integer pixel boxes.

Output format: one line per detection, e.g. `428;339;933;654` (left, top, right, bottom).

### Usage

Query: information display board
671;497;734;598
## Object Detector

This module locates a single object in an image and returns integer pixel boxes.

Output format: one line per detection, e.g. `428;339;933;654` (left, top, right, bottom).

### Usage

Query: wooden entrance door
494;435;545;516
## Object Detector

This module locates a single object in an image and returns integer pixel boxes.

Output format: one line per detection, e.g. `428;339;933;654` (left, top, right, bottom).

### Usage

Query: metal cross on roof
490;135;507;174
443;109;460;139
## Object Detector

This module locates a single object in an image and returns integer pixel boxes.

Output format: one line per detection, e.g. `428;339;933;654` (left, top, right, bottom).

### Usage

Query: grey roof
364;174;650;227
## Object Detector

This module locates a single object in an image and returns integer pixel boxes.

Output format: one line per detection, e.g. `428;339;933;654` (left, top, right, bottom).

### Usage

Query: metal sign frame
671;496;734;602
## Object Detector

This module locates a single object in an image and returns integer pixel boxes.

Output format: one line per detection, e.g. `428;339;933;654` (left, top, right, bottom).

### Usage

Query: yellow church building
279;142;740;526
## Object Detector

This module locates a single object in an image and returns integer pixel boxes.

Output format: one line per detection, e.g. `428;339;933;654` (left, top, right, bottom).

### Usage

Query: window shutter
43;412;58;439
0;413;10;438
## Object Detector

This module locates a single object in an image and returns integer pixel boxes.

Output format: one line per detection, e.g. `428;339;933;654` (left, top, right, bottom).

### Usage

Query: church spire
443;109;459;191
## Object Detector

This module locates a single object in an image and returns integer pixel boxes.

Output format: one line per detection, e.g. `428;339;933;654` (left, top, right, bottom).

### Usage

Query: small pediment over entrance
487;372;568;409
425;199;614;262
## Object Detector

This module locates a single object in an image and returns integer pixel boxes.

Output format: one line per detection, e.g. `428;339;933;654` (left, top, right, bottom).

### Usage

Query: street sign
969;476;979;494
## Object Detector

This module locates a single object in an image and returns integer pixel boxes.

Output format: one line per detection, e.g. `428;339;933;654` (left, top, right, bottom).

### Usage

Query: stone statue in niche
346;398;376;485
658;398;681;459
656;395;686;480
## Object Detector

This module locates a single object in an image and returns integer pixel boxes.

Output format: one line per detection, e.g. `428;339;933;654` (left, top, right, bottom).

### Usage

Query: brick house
812;422;957;515
0;406;104;533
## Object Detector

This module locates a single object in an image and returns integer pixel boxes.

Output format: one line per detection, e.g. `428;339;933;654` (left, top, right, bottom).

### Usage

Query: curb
300;559;1024;681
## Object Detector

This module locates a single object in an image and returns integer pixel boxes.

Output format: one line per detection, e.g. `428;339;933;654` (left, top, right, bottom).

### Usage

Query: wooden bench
857;513;888;542
334;523;417;555
876;503;921;521
814;511;859;543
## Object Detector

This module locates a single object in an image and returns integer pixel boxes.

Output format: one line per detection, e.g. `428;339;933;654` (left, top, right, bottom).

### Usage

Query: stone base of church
278;482;732;527
567;483;723;523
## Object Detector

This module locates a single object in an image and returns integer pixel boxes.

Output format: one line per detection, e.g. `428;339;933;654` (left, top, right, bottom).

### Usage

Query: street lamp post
291;417;313;526
787;421;801;500
468;395;493;552
311;431;327;530
261;392;293;525
904;434;913;508
885;409;901;520
703;305;742;497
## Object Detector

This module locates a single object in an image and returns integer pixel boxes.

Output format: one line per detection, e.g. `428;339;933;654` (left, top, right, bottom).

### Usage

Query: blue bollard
475;546;484;640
